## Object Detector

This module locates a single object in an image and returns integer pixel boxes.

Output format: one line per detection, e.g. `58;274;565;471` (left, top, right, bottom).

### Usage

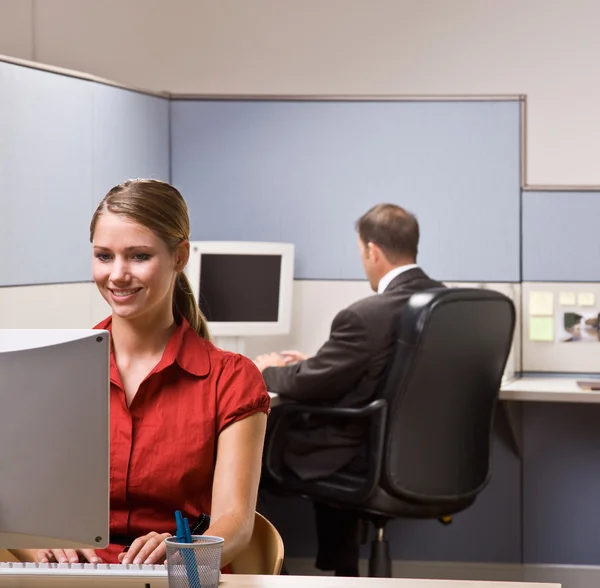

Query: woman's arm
119;410;267;567
206;411;267;567
14;413;268;567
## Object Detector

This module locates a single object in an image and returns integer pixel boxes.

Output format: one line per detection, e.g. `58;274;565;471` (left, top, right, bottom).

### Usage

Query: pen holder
165;535;224;588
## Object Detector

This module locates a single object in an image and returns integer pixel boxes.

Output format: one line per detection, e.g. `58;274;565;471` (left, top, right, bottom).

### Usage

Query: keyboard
0;561;169;587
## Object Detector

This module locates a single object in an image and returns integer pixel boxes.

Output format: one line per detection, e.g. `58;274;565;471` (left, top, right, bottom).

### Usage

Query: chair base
368;537;392;578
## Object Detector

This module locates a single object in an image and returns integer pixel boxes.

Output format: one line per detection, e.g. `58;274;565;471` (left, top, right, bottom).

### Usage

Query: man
255;203;443;576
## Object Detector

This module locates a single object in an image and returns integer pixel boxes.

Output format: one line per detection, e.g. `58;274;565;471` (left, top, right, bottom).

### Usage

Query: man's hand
279;350;310;364
254;352;287;372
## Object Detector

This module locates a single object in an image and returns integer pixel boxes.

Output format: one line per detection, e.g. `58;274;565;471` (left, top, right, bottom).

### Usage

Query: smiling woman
22;179;271;571
90;179;211;341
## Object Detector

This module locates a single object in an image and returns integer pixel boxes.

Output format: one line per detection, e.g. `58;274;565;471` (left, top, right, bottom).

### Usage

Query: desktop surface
500;375;600;403
0;562;561;588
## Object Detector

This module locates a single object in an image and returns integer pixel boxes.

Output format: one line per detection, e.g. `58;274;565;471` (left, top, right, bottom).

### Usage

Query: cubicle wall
170;98;522;282
0;59;170;287
521;189;600;373
4;57;600;573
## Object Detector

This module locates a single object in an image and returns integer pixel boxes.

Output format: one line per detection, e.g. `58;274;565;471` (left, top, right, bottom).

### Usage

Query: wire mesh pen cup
165;535;224;588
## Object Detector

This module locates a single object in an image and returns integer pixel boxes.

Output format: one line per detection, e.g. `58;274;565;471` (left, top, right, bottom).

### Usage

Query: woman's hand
36;549;102;564
118;531;171;565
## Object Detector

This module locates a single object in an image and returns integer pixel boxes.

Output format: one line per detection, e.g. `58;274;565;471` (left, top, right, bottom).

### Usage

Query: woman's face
92;212;181;324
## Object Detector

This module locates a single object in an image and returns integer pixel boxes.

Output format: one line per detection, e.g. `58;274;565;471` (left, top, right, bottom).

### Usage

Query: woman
33;179;270;568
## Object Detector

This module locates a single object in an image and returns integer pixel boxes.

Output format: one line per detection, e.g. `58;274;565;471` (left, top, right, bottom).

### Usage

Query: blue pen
175;510;187;541
175;510;201;588
183;517;193;543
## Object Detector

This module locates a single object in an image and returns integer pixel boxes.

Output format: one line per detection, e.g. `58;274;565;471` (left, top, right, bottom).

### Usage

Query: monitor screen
0;329;110;549
198;254;281;322
186;241;294;338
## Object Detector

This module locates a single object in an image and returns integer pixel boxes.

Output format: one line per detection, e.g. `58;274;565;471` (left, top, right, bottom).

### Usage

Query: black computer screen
198;254;282;322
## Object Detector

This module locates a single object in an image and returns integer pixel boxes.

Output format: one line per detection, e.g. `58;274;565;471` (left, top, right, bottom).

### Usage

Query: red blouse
93;315;270;564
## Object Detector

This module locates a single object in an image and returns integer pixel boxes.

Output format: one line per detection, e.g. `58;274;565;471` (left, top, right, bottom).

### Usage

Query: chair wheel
439;515;453;526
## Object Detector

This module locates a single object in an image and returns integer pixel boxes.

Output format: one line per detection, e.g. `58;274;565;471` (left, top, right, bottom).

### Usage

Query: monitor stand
214;336;246;356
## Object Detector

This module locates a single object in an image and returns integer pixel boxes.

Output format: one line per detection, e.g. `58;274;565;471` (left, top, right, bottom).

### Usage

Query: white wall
1;0;599;185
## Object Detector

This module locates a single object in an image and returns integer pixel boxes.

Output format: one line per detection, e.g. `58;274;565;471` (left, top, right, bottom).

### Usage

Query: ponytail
174;273;212;341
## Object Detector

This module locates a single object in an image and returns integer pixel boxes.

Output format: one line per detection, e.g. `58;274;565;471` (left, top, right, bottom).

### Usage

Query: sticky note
529;316;555;342
529;291;554;316
559;292;576;306
578;292;595;306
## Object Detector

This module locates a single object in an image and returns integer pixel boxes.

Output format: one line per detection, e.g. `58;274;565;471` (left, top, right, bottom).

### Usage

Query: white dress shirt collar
377;264;419;294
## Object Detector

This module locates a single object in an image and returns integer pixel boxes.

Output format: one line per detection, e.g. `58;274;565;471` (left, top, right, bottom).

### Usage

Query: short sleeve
216;353;271;434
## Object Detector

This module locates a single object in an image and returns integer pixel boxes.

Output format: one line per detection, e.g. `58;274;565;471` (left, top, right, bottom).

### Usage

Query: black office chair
263;287;516;577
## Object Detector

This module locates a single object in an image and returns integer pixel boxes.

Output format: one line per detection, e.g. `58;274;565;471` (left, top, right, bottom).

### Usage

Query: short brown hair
90;179;211;341
356;203;419;262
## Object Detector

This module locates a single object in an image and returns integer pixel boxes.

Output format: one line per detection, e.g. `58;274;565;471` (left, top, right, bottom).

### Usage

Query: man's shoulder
341;272;444;318
341;290;399;321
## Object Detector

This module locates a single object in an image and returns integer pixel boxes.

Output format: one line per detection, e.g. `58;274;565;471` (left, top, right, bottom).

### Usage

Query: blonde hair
90;179;211;341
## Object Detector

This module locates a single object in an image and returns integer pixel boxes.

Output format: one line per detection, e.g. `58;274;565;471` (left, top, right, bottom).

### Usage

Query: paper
529;316;555;342
559;291;576;306
529;291;554;316
576;380;600;391
578;292;595;306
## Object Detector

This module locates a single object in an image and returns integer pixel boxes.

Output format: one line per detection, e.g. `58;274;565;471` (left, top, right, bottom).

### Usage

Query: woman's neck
111;311;177;359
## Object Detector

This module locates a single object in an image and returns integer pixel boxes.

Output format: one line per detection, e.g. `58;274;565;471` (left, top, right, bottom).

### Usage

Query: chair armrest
264;399;388;504
268;398;387;419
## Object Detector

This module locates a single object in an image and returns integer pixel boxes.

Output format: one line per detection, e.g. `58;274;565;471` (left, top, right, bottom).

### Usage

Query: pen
175;510;201;588
183;516;193;543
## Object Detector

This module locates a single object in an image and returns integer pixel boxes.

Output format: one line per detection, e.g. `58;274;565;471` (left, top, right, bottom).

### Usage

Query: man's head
356;203;420;291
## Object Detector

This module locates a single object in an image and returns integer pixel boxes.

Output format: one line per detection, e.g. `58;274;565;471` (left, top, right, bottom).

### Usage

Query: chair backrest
229;511;284;575
379;287;515;505
0;550;20;563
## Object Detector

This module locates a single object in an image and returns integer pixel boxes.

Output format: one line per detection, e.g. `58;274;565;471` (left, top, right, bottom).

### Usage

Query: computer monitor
185;241;295;353
0;329;110;549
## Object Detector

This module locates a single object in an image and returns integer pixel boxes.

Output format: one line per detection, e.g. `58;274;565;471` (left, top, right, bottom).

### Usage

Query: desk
269;377;600;408
219;577;559;588
0;559;561;588
500;377;600;403
267;378;600;455
498;376;600;456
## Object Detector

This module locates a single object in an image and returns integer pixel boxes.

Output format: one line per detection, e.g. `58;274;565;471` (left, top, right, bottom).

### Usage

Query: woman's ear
176;240;190;271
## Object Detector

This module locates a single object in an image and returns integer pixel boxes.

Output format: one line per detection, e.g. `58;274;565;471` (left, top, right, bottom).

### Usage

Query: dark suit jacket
262;267;443;480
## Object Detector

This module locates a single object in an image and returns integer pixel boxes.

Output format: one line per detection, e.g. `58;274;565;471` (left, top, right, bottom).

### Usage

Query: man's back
262;267;443;480
338;267;443;407
263;267;442;407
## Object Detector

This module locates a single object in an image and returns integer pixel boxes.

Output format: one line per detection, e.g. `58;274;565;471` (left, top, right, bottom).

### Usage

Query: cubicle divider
0;58;170;287
520;189;600;373
170;97;523;283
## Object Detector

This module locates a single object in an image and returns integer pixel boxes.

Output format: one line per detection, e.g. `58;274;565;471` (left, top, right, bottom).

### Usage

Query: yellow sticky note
529;291;554;316
529;316;555;342
578;292;595;306
559;292;576;306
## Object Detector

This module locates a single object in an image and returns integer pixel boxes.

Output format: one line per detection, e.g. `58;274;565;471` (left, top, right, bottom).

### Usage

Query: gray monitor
0;329;110;549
